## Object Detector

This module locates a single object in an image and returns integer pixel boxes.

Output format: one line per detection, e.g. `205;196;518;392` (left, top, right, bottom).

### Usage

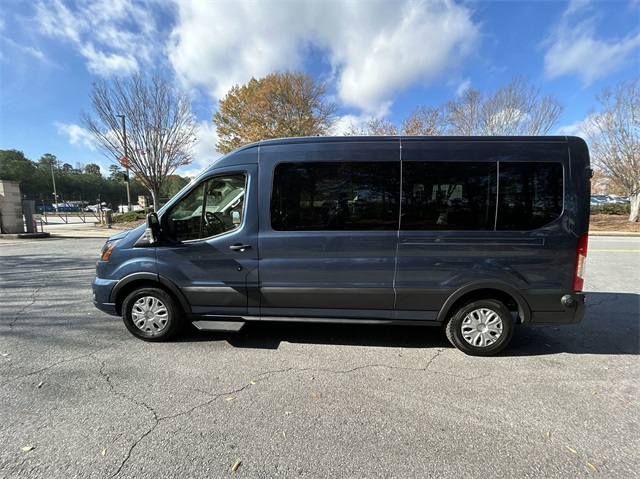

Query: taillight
573;234;588;291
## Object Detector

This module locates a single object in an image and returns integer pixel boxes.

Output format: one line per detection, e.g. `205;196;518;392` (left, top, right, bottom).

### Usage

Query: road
0;235;638;478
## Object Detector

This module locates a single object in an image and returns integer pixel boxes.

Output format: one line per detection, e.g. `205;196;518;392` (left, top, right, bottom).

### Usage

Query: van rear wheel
122;288;183;341
445;299;513;356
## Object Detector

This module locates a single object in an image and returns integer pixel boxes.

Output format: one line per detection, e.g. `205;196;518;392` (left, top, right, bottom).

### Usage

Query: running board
191;320;245;332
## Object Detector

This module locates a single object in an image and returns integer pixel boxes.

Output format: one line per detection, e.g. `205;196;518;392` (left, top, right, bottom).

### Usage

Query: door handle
230;244;251;252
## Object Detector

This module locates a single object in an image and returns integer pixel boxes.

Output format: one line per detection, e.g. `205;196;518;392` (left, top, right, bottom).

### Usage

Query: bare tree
344;117;399;136
445;76;564;136
584;77;640;222
444;88;485;135
401;106;445;135
82;74;197;209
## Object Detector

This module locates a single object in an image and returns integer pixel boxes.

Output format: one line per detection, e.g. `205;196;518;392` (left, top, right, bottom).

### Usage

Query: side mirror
146;212;160;244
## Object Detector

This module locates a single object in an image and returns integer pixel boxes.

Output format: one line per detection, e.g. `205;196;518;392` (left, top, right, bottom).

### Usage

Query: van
92;136;591;356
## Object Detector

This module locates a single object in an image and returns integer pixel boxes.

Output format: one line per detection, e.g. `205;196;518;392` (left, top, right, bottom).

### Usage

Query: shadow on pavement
178;292;639;356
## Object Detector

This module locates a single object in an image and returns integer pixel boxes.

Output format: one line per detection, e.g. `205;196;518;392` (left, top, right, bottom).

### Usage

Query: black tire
122;287;183;341
444;299;514;356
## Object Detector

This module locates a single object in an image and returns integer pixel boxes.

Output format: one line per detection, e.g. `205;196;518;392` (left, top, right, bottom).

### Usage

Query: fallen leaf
309;376;315;381
586;462;600;473
230;460;242;472
546;431;551;438
226;397;235;401
21;445;35;452
567;446;578;454
101;449;107;456
310;393;318;398
284;411;292;416
249;381;257;385
282;431;286;438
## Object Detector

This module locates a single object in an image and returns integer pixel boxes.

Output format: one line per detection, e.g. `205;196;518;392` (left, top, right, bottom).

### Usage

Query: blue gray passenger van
92;136;591;356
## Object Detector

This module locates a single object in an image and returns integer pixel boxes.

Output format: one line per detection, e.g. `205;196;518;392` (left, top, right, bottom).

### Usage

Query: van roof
235;135;575;151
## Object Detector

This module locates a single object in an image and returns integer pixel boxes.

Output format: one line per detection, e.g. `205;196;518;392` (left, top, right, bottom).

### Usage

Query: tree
37;153;59;170
0;149;36;182
344;117;398;136
108;164;123;181
584;77;640;222
401;106;444;135
161;174;190;199
444;76;564;135
81;74;197;209
213;71;338;154
84;164;102;176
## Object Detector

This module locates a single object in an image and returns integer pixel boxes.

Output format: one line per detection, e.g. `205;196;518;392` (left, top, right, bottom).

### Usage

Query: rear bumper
528;292;586;325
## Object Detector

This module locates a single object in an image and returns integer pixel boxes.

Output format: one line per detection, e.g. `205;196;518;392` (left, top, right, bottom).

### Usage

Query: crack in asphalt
0;347;111;387
586;293;619;308
7;284;45;329
98;347;486;478
100;358;262;479
92;356;161;479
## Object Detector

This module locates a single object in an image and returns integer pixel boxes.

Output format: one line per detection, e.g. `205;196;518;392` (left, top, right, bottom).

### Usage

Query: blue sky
1;0;638;177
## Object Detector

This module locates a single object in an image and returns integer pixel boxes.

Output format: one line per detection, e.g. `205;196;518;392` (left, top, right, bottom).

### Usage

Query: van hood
106;229;132;242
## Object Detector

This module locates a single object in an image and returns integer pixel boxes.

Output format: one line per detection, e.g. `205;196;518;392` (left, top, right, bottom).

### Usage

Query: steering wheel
204;211;226;234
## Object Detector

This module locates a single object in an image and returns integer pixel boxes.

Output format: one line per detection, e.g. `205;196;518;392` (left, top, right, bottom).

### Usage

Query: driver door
155;166;258;317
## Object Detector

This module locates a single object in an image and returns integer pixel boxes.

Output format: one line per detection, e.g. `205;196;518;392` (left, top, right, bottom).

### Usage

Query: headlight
100;239;121;261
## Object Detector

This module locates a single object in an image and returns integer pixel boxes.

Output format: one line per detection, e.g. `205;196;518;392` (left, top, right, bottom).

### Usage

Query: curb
589;231;640;237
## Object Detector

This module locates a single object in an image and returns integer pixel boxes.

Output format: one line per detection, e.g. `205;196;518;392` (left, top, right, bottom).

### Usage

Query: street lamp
50;159;58;212
116;114;132;211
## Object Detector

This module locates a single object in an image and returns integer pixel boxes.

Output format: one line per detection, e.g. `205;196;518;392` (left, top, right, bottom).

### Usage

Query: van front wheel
122;288;183;341
445;299;513;356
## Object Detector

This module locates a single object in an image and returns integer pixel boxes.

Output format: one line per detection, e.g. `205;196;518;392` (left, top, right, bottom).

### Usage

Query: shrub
590;203;631;215
111;210;147;223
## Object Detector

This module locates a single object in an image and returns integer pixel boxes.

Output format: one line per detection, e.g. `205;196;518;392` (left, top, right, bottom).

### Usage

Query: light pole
116;114;132;211
50;159;58;212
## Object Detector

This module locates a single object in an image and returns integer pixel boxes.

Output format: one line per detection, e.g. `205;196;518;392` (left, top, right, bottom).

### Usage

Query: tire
444;299;514;356
122;287;183;341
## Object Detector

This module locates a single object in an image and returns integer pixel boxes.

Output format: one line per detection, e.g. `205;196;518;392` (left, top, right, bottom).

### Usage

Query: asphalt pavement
0;233;638;478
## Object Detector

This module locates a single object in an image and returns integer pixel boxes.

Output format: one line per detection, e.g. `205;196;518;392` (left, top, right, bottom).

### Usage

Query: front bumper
91;276;119;316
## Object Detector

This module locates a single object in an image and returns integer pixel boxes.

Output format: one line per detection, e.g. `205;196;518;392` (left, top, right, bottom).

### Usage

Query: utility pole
50;159;58;211
116;114;132;211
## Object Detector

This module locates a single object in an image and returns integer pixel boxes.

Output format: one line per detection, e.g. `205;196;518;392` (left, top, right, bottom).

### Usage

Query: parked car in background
85;202;108;212
607;195;630;204
590;195;630;206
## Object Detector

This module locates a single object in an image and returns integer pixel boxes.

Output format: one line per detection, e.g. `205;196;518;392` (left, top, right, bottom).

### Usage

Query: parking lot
1;234;638;478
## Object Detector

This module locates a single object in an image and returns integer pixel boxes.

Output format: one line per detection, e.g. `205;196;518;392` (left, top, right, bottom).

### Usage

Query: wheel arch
110;273;191;317
437;282;531;324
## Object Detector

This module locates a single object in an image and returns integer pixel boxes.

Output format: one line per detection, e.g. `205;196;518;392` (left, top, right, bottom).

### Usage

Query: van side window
496;162;563;230
166;174;246;241
271;162;400;231
401;162;497;230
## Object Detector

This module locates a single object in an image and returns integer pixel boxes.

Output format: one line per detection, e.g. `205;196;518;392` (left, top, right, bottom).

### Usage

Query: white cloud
455;78;472;98
2;37;46;62
34;0;164;77
79;44;139;76
55;122;97;150
181;120;222;177
543;2;640;84
168;0;480;114
556;113;600;138
330;114;377;136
